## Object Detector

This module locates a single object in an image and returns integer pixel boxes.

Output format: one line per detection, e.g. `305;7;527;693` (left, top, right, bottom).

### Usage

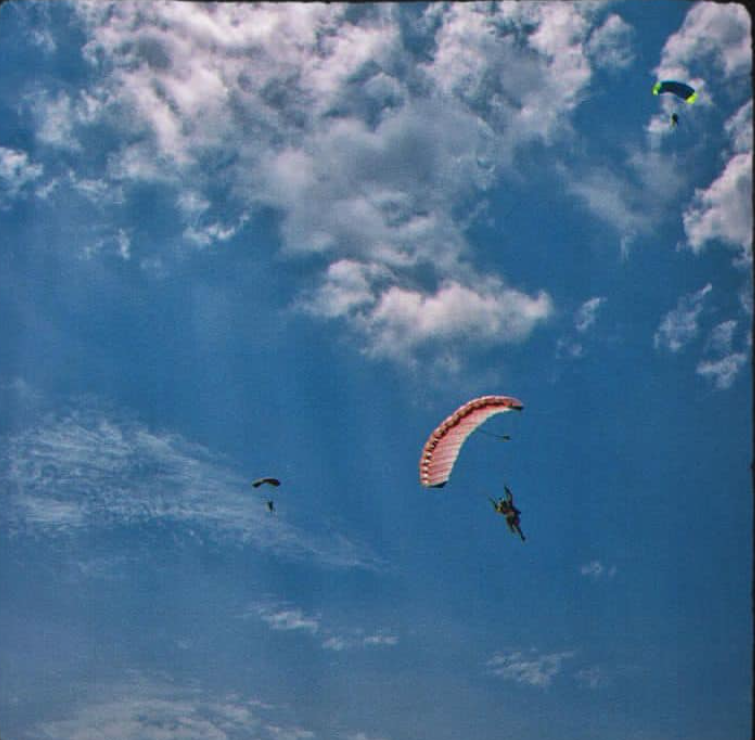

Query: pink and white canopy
419;395;523;488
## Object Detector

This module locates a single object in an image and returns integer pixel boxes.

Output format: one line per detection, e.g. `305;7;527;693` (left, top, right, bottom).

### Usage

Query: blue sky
0;2;751;739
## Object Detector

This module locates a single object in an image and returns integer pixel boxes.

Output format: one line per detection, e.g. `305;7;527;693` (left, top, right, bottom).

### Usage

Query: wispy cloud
244;601;321;636
696;352;748;390
0;398;382;570
580;560;617;580
653;284;712;353
556;296;606;360
575;665;607;690
242;598;398;653
575;297;606;333
27;674;313;740
486;648;576;688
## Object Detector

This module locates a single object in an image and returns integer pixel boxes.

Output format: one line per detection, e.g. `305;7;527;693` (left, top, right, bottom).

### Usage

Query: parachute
652;80;697;103
252;477;281;488
419;395;523;488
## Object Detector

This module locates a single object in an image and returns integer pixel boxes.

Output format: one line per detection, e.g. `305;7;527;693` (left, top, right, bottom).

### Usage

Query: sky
0;2;752;739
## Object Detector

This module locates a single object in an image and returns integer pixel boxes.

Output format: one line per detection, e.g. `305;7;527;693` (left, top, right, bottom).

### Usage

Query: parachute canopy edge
419;395;523;489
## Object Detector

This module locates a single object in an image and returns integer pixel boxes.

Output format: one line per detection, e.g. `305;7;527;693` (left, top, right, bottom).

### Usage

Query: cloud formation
243;598;398;653
579;560;617;580
683;101;752;264
696;319;748;390
0;398;381;570
556;296;606;360
23;2;645;368
486;648;576;688
654;3;751;83
0;146;44;207
27;675;312;740
653;284;712;353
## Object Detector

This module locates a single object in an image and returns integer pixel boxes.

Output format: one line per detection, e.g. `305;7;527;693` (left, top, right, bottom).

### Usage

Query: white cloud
682;101;753;264
359;279;553;365
304;268;553;366
0;399;382;570
567;141;689;253
556;296;606;361
696;352;748;390
243;598;397;653
726;99;754;155
580;560;617;580
653;284;712;352
586;13;635;70
41;3;622;368
555;338;583;361
0;146;44;206
696;319;748;390
655;3;751;84
706;320;738;354
247;602;321;635
487;648;576;688
28;675;315;740
575;297;606;333
323;631;399;652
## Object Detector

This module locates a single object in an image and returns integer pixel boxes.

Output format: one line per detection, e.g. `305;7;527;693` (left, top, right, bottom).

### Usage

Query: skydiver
266;500;275;513
489;485;525;541
670;113;679;128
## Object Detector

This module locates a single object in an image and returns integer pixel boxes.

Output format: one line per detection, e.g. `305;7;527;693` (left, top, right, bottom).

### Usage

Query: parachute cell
652;80;697;103
419;395;523;488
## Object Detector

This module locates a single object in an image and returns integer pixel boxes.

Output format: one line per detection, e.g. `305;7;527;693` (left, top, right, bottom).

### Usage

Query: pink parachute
419;395;523;488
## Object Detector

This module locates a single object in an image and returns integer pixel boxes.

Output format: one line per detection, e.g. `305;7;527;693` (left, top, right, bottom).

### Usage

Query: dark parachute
252;477;281;488
652;80;697;103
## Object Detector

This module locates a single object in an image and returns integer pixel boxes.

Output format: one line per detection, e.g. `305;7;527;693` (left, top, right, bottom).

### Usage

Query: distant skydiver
652;80;696;128
252;478;281;512
252;477;281;488
489;485;525;541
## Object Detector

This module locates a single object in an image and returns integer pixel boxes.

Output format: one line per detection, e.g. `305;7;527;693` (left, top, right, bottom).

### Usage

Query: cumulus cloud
586;13;635;70
683;101;752;265
580;560;617;580
653;284;712;352
0;146;44;206
486;648;576;688
0;399;382;570
655;3;751;84
304;267;553;365
23;3;632;367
